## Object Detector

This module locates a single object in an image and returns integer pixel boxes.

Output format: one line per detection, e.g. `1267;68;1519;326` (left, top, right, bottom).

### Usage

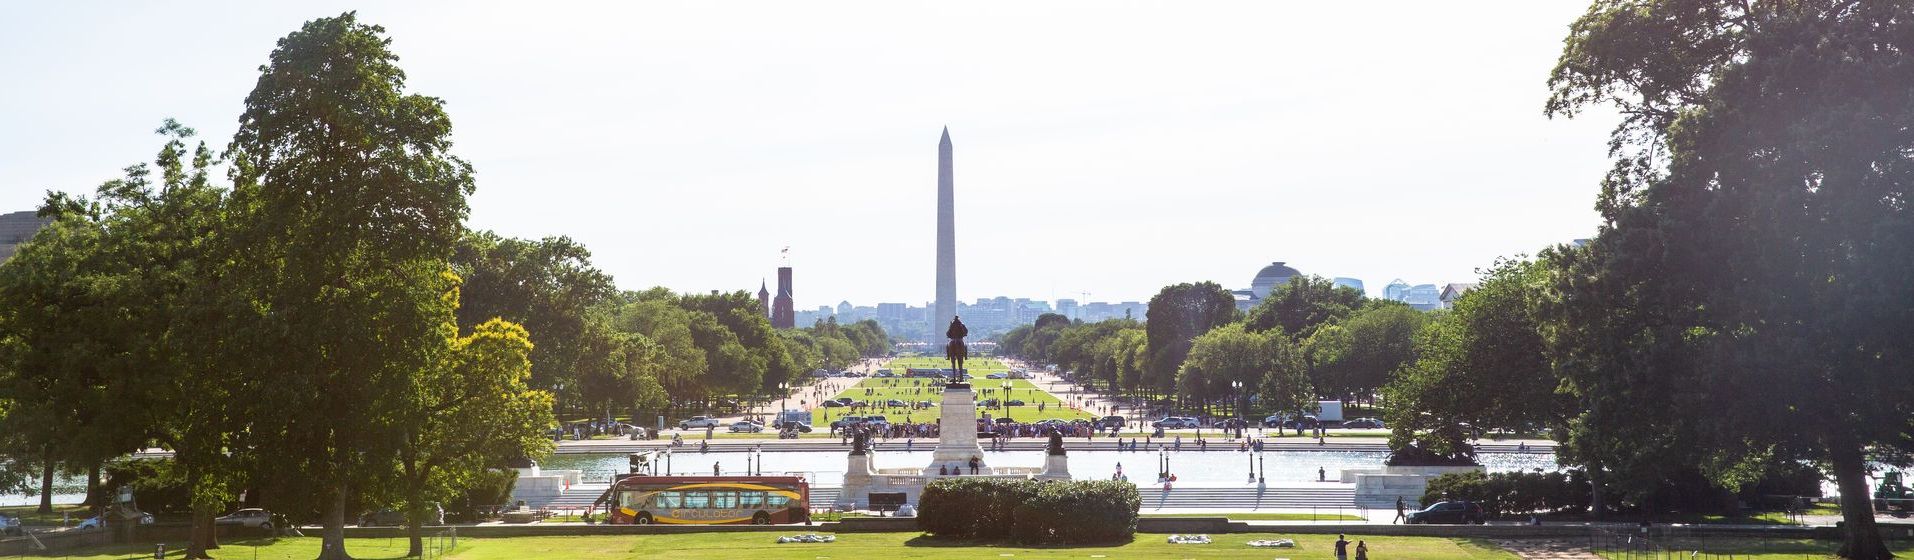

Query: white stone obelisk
934;128;956;333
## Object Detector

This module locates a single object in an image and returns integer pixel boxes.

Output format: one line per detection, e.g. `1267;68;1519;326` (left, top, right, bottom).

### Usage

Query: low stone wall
827;517;919;533
1135;517;1247;534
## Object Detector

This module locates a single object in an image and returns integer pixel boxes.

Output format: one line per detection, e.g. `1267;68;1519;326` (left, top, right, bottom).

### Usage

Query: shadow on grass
902;533;1137;549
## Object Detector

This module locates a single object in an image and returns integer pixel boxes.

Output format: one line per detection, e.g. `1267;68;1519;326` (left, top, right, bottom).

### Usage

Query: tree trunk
186;503;219;559
37;457;55;514
1588;459;1605;521
1830;442;1892;559
316;484;352;560
85;462;102;506
405;470;425;558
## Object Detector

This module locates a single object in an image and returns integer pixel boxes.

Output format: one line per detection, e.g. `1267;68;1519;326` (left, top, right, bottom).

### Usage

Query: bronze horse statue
945;316;969;382
945;338;967;381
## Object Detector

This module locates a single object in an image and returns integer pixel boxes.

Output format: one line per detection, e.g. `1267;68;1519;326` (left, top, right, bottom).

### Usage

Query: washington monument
934;127;956;332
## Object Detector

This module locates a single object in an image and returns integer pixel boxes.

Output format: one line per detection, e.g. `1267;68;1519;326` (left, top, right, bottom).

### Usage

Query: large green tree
1304;301;1424;406
452;232;617;407
225;13;475;559
1143;282;1238;401
1383;258;1560;464
1177;323;1310;420
1549;2;1914;556
1243;276;1365;339
392;318;554;556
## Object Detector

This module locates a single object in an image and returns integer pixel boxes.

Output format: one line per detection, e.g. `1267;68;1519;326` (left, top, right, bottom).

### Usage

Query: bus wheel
752;512;771;525
635;513;654;525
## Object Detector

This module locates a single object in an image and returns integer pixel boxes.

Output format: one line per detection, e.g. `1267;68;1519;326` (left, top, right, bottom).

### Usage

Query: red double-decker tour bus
595;475;810;525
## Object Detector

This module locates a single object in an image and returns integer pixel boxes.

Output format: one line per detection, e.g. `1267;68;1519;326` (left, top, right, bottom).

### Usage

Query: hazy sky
0;1;1619;308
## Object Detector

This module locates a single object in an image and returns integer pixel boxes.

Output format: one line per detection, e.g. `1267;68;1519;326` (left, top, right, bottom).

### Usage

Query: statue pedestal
1040;453;1070;480
839;453;875;508
929;383;987;472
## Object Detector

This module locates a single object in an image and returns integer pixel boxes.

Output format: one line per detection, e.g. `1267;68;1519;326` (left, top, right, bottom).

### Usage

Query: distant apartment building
0;211;52;262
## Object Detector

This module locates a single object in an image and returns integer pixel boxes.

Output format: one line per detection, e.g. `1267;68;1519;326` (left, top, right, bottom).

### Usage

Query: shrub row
918;478;1139;544
1422;470;1590;518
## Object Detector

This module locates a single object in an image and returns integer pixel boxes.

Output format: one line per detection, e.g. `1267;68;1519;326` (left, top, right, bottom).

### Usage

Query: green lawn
812;377;1094;426
0;503;91;526
51;533;1517;559
1592;538;1914;559
882;356;1012;376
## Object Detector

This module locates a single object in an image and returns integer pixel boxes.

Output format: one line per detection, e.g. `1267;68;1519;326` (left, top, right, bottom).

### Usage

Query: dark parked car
1004;399;1025;406
1264;414;1318;430
829;416;867;429
1343;417;1385;429
833;397;855;406
1407;501;1485;524
1098;415;1126;429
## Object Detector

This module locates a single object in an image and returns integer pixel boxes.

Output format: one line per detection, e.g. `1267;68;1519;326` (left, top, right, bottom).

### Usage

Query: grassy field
811;377;1094;426
0;503;90;526
52;533;1518;559
1592;538;1914;559
882;356;1012;376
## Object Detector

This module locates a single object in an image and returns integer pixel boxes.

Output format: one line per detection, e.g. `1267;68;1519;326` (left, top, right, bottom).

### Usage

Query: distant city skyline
0;2;1618;308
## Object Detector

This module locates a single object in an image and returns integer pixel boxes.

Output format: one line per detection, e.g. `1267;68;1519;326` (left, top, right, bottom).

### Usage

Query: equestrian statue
945;315;969;384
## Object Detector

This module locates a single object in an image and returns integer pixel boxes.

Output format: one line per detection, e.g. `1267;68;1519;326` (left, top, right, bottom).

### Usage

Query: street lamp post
1258;448;1266;486
1001;381;1012;420
1231;380;1245;440
664;448;672;476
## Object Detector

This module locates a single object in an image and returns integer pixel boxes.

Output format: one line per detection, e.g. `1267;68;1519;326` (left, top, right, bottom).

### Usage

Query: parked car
74;511;154;531
1151;417;1199;429
729;420;765;433
863;415;890;427
678;416;721;430
360;509;406;527
1263;414;1319;429
984;373;1007;379
829;415;867;429
0;513;20;536
885;399;907;407
1407;501;1486;524
978;398;1000;407
215;508;276;530
1098;416;1126;429
1004;399;1025;406
833;397;855;406
1343;417;1385;429
821;400;847;408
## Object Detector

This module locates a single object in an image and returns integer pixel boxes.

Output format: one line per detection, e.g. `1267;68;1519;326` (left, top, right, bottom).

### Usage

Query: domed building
1249;262;1302;299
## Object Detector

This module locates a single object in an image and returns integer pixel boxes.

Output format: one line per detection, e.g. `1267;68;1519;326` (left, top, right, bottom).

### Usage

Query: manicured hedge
919;478;1138;544
1422;470;1589;518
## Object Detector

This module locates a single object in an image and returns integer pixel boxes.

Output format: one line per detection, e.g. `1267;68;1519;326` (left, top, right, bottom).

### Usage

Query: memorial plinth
835;377;1070;510
927;382;986;472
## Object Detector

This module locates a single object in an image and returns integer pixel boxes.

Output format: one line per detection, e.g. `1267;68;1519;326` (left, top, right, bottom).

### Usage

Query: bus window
740;491;765;508
681;490;710;509
767;494;789;507
651;491;682;509
619;491;645;509
711;490;738;509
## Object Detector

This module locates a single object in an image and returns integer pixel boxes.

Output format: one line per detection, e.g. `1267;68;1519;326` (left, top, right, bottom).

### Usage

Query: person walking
1393;496;1407;524
1334;534;1351;560
712;462;720;476
1355;540;1368;560
1318;466;1326;482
